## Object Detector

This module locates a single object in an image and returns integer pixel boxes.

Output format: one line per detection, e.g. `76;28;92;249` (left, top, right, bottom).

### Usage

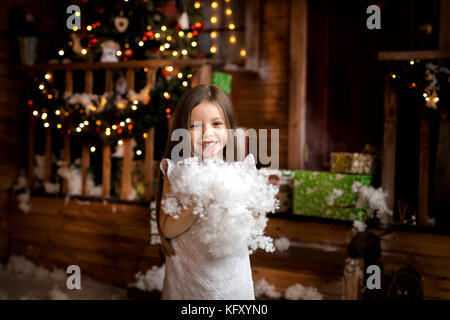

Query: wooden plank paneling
288;0;308;169
381;75;398;211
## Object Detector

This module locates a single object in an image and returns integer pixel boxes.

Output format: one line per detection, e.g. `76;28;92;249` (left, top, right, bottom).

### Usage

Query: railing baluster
62;70;73;195
144;68;157;201
27;109;35;189
121;68;135;200
81;70;93;196
101;69;114;198
102;145;111;198
44;126;52;182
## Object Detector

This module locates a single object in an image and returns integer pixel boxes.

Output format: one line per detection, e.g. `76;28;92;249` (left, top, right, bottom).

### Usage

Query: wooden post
81;145;90;196
27;109;36;189
62;135;71;194
144;128;155;201
343;258;363;300
102;145;111;198
245;0;260;71
62;70;73;194
191;64;211;87
121;138;132;200
144;68;157;202
418;107;430;226
381;75;398;212
288;0;308;169
44;127;52;182
81;70;93;196
121;68;135;200
101;69;114;198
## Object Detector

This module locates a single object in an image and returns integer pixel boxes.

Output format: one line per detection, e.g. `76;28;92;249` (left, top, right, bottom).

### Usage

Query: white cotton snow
284;283;323;300
130;264;166;292
355;185;393;219
274;237;291;252
49;285;69;300
160;155;279;257
44;181;60;194
325;188;344;206
17;190;31;214
352;220;367;233
254;278;282;299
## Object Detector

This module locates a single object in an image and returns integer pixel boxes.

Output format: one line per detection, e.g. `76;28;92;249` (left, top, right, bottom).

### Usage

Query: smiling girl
155;84;255;300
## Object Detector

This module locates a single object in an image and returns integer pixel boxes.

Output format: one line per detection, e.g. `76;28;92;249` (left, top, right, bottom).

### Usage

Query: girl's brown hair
156;84;238;257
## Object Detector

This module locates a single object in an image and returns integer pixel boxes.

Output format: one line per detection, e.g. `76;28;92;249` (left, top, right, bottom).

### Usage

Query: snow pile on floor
254;278;282;299
0;255;127;300
254;278;323;300
274;237;291;252
129;264;165;292
284;283;323;300
160;154;279;257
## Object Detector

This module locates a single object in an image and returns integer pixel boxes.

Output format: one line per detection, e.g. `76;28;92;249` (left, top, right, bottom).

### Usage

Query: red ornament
161;69;171;77
164;0;177;18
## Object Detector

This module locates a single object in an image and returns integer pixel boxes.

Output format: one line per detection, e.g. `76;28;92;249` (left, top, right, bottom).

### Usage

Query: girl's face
189;101;228;160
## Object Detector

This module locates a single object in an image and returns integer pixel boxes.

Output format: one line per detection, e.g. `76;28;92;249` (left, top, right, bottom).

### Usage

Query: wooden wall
0;0;67;261
229;0;290;169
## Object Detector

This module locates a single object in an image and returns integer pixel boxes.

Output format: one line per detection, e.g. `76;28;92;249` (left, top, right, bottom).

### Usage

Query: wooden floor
4;194;450;300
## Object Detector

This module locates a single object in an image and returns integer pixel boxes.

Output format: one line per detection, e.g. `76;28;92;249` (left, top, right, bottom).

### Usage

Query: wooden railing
20;59;213;201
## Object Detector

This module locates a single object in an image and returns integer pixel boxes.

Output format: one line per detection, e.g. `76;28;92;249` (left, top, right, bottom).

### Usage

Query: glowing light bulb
210;46;217;53
58;50;64;56
90;146;96;152
181;49;188;55
191;41;198;47
210;16;218;24
81;48;87;55
211;32;217;39
194;1;201;9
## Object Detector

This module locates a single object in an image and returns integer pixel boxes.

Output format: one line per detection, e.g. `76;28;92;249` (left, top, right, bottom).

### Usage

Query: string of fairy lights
197;0;246;59
388;59;450;117
28;66;194;155
57;1;205;61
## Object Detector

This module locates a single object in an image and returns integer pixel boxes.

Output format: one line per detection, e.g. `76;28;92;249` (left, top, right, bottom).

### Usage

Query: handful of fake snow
160;154;280;257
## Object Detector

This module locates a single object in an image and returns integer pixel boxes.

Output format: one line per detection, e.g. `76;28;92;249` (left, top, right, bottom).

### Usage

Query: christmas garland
387;59;450;120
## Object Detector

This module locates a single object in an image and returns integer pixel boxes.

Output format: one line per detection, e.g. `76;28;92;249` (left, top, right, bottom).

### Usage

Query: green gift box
293;171;374;220
212;72;232;94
